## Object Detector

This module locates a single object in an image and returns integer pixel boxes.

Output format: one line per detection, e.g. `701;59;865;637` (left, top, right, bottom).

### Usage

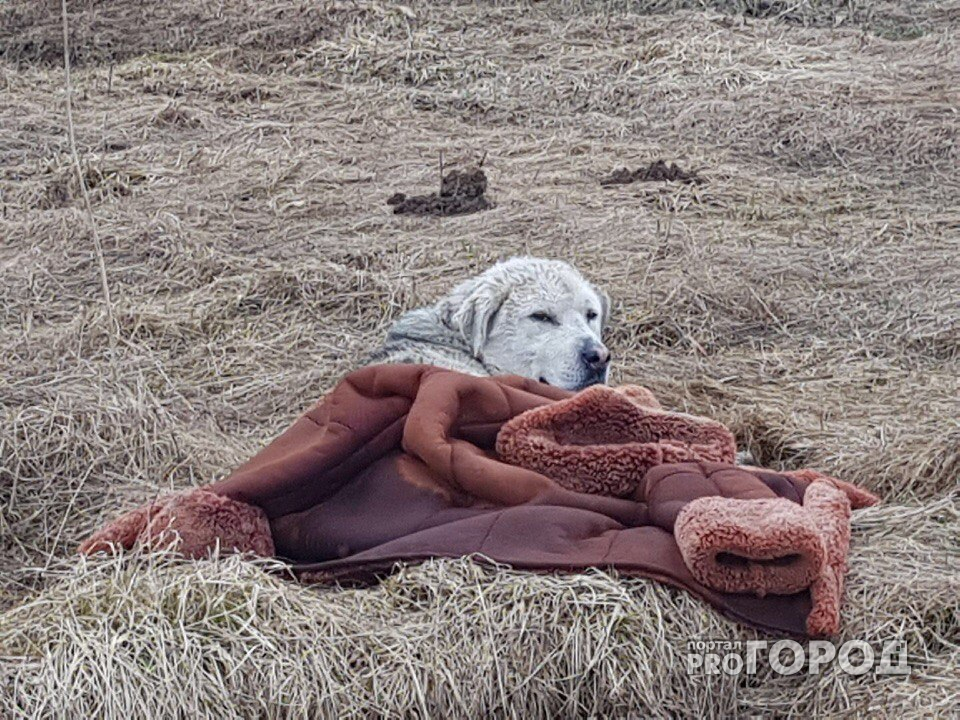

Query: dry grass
1;0;958;717
2;499;958;718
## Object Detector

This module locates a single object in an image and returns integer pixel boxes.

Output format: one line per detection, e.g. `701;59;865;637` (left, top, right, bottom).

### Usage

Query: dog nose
581;345;610;371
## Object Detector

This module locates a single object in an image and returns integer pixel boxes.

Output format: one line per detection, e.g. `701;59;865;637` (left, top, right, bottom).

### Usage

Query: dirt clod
600;160;703;186
388;168;491;216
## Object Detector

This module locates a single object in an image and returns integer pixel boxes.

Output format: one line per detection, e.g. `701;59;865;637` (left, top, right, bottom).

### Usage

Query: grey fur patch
366;306;491;376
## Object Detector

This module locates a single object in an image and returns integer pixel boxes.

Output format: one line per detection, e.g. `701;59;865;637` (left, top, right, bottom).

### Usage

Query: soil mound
601;160;703;186
388;168;491;217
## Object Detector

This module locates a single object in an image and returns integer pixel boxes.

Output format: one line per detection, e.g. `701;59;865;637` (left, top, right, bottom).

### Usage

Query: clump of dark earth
600;160;703;186
388;168;492;216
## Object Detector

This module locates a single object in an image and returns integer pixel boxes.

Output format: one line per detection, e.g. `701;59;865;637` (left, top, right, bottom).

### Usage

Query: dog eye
530;312;555;323
586;310;598;321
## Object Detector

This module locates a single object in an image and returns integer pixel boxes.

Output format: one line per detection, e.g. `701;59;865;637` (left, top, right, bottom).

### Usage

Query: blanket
80;364;878;637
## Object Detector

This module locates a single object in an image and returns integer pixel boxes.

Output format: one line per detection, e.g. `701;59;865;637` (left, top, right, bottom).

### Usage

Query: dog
368;257;611;391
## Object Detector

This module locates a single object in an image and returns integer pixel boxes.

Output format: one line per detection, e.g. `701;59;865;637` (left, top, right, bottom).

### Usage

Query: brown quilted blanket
80;364;878;637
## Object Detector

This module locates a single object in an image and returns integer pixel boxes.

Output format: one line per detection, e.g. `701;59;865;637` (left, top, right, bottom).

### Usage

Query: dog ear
450;281;508;358
597;287;612;330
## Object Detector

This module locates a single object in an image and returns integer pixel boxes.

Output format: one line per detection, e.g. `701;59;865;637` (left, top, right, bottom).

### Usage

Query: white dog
368;257;611;391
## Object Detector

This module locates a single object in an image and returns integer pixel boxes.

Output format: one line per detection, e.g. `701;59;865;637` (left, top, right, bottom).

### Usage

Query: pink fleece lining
675;481;853;637
496;385;737;497
78;489;274;559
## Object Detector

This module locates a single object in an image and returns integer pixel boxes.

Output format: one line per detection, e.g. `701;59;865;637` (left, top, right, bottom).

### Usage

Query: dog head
439;257;611;391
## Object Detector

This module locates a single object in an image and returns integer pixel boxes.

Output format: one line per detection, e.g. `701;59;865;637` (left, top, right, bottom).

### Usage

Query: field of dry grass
1;1;958;717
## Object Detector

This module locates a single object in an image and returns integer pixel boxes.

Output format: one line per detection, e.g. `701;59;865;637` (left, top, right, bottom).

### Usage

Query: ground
0;1;958;717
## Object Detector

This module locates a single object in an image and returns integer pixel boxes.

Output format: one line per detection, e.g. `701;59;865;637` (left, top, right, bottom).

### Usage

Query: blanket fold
80;364;879;637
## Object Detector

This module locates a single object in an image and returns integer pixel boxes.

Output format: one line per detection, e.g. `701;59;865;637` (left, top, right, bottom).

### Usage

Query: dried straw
1;0;957;716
